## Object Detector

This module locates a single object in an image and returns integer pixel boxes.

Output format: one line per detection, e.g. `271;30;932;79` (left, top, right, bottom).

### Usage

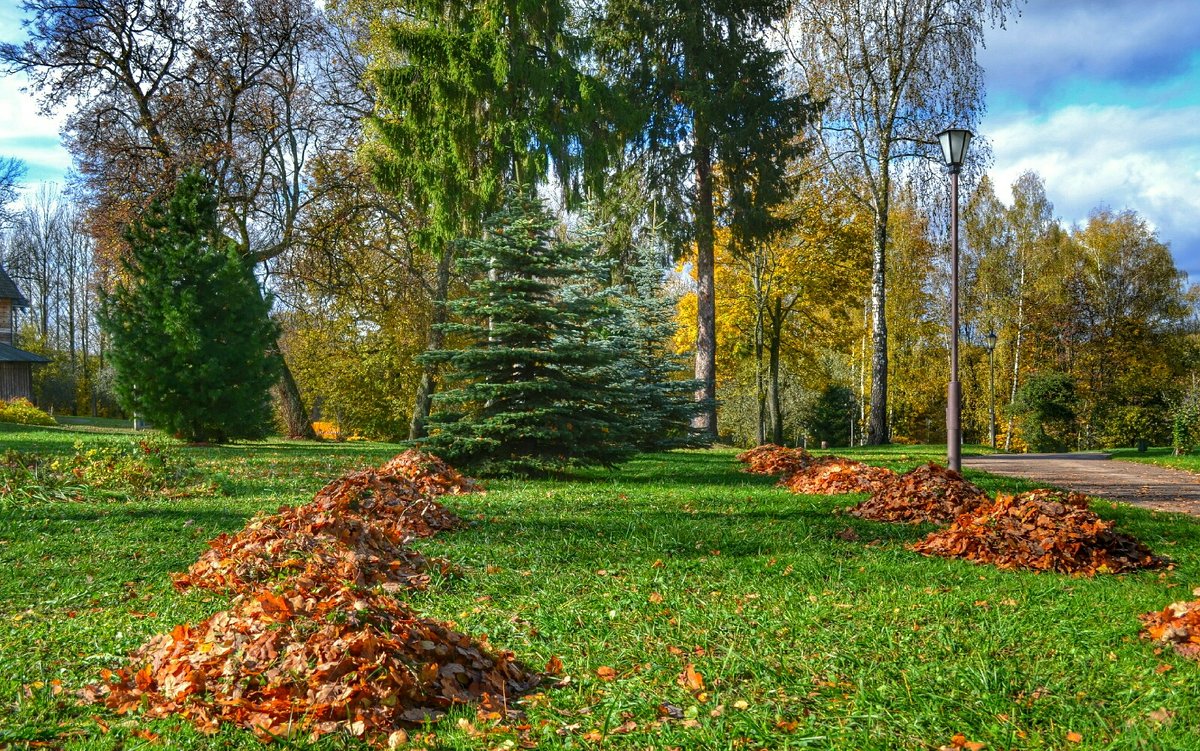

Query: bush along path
81;450;538;746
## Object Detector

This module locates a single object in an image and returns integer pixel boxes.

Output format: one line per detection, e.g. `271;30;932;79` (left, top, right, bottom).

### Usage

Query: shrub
0;437;205;503
99;170;279;443
0;398;56;426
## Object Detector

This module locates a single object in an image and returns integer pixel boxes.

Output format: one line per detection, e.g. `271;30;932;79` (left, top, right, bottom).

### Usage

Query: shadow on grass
0;505;251;532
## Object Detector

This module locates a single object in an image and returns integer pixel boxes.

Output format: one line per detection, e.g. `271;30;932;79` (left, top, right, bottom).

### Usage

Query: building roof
0;342;50;363
0;265;30;307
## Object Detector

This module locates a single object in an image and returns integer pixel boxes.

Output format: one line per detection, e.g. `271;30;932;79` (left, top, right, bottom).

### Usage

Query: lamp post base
947;381;961;472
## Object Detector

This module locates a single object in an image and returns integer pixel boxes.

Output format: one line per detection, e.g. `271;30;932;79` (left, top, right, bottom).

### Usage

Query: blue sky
978;0;1200;277
1;0;1199;274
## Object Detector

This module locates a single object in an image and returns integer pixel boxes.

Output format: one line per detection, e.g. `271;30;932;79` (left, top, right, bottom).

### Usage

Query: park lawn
1;424;1198;750
1110;446;1200;475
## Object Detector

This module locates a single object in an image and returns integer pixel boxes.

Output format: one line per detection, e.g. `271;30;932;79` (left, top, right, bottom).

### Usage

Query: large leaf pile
844;463;989;524
1139;593;1200;660
736;444;813;476
82;451;538;745
779;456;896;495
911;489;1165;575
379;448;483;498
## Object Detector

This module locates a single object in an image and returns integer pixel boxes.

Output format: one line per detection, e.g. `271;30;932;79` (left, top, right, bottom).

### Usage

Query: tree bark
274;347;315;439
1004;262;1027;451
768;297;784;445
409;249;452;440
691;134;718;443
867;213;889;444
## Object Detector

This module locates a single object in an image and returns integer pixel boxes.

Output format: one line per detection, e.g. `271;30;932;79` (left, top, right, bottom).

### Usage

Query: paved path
962;453;1200;516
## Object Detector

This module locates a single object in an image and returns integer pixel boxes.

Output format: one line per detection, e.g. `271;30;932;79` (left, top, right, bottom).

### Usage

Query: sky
977;0;1200;277
1;0;1199;273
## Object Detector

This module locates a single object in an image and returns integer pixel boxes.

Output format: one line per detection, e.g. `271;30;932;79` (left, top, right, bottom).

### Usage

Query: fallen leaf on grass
544;656;564;675
678;663;704;692
1148;708;1175;726
847;463;988;524
912;490;1165;575
595;666;617;681
1066;730;1083;743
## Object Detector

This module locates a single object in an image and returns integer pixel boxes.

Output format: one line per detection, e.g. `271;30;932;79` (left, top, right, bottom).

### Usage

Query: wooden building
0;264;49;401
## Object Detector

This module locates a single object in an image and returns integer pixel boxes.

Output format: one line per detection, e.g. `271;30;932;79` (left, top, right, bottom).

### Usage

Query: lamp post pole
986;330;997;449
938;128;972;473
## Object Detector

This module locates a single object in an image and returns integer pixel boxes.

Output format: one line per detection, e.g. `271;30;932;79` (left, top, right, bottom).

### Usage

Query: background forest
0;0;1195;456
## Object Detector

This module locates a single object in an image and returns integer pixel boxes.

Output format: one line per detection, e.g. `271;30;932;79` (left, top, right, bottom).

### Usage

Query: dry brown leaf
678;663;704;692
912;490;1164;575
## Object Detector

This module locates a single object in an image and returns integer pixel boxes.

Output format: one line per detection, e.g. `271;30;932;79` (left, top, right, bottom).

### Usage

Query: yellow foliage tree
678;176;870;444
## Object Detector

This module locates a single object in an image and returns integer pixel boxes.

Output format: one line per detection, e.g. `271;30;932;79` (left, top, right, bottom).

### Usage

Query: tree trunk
409;249;452;440
1005;264;1026;451
867;213;889;444
691;133;718;443
274;348;315;439
754;295;766;445
768;297;784;445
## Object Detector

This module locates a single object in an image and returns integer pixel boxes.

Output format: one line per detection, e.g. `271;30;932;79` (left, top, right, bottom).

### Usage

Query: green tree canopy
99;171;279;443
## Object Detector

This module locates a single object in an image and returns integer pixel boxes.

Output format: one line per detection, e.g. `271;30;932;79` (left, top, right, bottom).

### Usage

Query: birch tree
785;0;1014;443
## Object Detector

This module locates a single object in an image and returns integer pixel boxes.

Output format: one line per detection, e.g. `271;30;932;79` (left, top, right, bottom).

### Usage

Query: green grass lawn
1110;446;1200;475
1;424;1198;750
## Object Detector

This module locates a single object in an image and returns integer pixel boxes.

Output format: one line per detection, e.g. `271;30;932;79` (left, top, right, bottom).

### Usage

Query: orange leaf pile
82;452;538;746
81;587;535;741
380;448;483;498
778;456;896;495
911;489;1165;575
844;463;989;524
174;455;464;594
736;444;813;476
1139;595;1200;660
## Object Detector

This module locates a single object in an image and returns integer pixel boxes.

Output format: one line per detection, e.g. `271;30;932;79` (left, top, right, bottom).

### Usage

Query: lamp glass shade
937;128;973;167
986;330;997;351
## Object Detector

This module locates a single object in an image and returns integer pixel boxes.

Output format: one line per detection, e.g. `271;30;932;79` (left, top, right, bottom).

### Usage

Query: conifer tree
365;0;611;440
100;171;278;443
422;191;632;475
592;0;810;442
606;241;706;451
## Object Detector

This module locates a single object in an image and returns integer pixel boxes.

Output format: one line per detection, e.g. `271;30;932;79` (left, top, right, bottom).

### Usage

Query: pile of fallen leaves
844;463;989;524
779;456;896;495
83;451;539;745
1139;591;1200;660
381;448;483;498
736;444;813;476
911;489;1165;575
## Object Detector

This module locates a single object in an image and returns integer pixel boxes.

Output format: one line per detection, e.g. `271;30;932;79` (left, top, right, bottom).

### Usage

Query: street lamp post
986;330;998;449
938;127;972;472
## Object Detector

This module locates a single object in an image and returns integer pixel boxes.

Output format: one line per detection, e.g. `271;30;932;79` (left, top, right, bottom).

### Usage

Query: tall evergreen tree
365;0;611;440
99;171;279;443
422;191;632;476
606;240;706;451
592;0;809;442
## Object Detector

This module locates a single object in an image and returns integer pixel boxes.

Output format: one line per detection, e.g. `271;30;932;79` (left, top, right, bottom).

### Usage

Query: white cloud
983;103;1200;276
0;70;70;184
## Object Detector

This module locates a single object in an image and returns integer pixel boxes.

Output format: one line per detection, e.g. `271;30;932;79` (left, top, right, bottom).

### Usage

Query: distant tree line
1;0;1193;460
